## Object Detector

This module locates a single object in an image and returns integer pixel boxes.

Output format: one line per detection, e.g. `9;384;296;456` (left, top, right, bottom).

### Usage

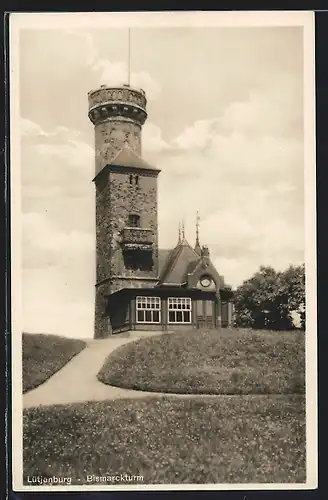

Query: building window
128;174;140;187
128;214;140;227
168;297;192;323
136;296;161;323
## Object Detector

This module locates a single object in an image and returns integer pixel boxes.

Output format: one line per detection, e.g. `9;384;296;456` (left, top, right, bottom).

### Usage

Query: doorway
196;299;215;329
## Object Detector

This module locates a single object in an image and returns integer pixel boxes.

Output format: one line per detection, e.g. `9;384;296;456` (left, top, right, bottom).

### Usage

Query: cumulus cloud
21;117;81;140
23;212;94;268
21;119;95;276
143;122;171;152
156;70;304;288
68;30;161;99
21;117;94;204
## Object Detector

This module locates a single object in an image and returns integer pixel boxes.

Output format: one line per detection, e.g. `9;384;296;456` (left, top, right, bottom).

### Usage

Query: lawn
23;333;86;393
97;329;305;395
23;395;305;485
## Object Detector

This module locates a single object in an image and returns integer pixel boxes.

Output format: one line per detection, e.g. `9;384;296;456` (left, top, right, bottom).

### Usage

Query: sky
17;18;307;338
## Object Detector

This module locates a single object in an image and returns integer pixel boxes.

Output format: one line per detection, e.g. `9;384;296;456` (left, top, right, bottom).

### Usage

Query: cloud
21;117;47;137
218;73;303;139
23;211;94;269
20;116;96;335
173;119;218;151
21;117;94;201
143;122;171;152
21;118;95;260
68;30;161;99
92;59;161;100
156;71;304;287
21;117;82;142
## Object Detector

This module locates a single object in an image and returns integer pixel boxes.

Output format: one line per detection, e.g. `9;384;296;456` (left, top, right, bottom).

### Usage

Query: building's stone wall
94;162;159;338
91;85;160;338
95;168;159;283
94;278;157;338
94;282;111;339
94;120;141;176
95;172;111;283
109;170;159;280
88;86;146;111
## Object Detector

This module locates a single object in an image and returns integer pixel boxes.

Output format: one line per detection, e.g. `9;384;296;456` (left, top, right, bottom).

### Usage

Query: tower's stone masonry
95;169;158;283
88;85;147;176
89;84;159;338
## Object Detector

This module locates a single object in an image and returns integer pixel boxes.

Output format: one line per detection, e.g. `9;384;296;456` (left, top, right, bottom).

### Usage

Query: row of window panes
168;311;191;323
136;297;191;310
136;296;161;310
137;310;161;323
137;310;190;324
136;296;192;324
168;297;191;310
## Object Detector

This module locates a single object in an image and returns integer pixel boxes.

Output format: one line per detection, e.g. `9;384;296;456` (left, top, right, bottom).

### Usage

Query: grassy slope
23;395;305;484
97;329;305;395
23;333;86;393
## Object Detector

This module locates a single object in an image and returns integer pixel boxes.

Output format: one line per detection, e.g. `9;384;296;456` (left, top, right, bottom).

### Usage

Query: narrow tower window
128;214;140;227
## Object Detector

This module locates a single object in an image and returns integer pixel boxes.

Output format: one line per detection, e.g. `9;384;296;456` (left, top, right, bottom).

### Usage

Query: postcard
9;10;317;492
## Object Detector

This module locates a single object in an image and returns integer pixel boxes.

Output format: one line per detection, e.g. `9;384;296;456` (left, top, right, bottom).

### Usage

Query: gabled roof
111;143;160;171
158;249;171;275
185;258;201;276
158;238;200;285
93;143;160;181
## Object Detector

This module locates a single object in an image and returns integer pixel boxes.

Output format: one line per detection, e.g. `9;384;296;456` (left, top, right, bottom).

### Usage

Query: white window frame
136;296;161;324
168;297;192;324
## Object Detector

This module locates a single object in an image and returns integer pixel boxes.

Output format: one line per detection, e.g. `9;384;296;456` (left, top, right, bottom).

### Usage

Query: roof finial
196;210;200;246
195;210;202;255
182;219;185;240
178;221;182;244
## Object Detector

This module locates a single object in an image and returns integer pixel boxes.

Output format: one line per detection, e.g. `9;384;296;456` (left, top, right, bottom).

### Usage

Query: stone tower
88;84;160;338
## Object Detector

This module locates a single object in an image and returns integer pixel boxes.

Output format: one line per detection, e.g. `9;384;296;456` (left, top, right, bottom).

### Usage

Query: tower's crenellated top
88;84;147;128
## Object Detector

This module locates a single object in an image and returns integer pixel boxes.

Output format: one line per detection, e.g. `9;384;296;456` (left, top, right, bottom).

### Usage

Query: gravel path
23;331;283;409
24;331;211;409
23;334;162;408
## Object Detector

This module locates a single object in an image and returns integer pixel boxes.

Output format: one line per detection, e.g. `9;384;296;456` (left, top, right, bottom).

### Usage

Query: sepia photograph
10;11;316;491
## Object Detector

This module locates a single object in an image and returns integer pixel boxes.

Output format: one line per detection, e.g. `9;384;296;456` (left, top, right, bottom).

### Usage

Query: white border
10;10;317;492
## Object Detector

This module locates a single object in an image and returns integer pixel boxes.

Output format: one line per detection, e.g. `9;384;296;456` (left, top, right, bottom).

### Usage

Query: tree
233;264;305;331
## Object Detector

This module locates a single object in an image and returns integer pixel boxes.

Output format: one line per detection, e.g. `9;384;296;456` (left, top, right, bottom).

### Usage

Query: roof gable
186;257;225;290
158;243;228;291
158;239;200;285
93;143;160;181
111;144;160;172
